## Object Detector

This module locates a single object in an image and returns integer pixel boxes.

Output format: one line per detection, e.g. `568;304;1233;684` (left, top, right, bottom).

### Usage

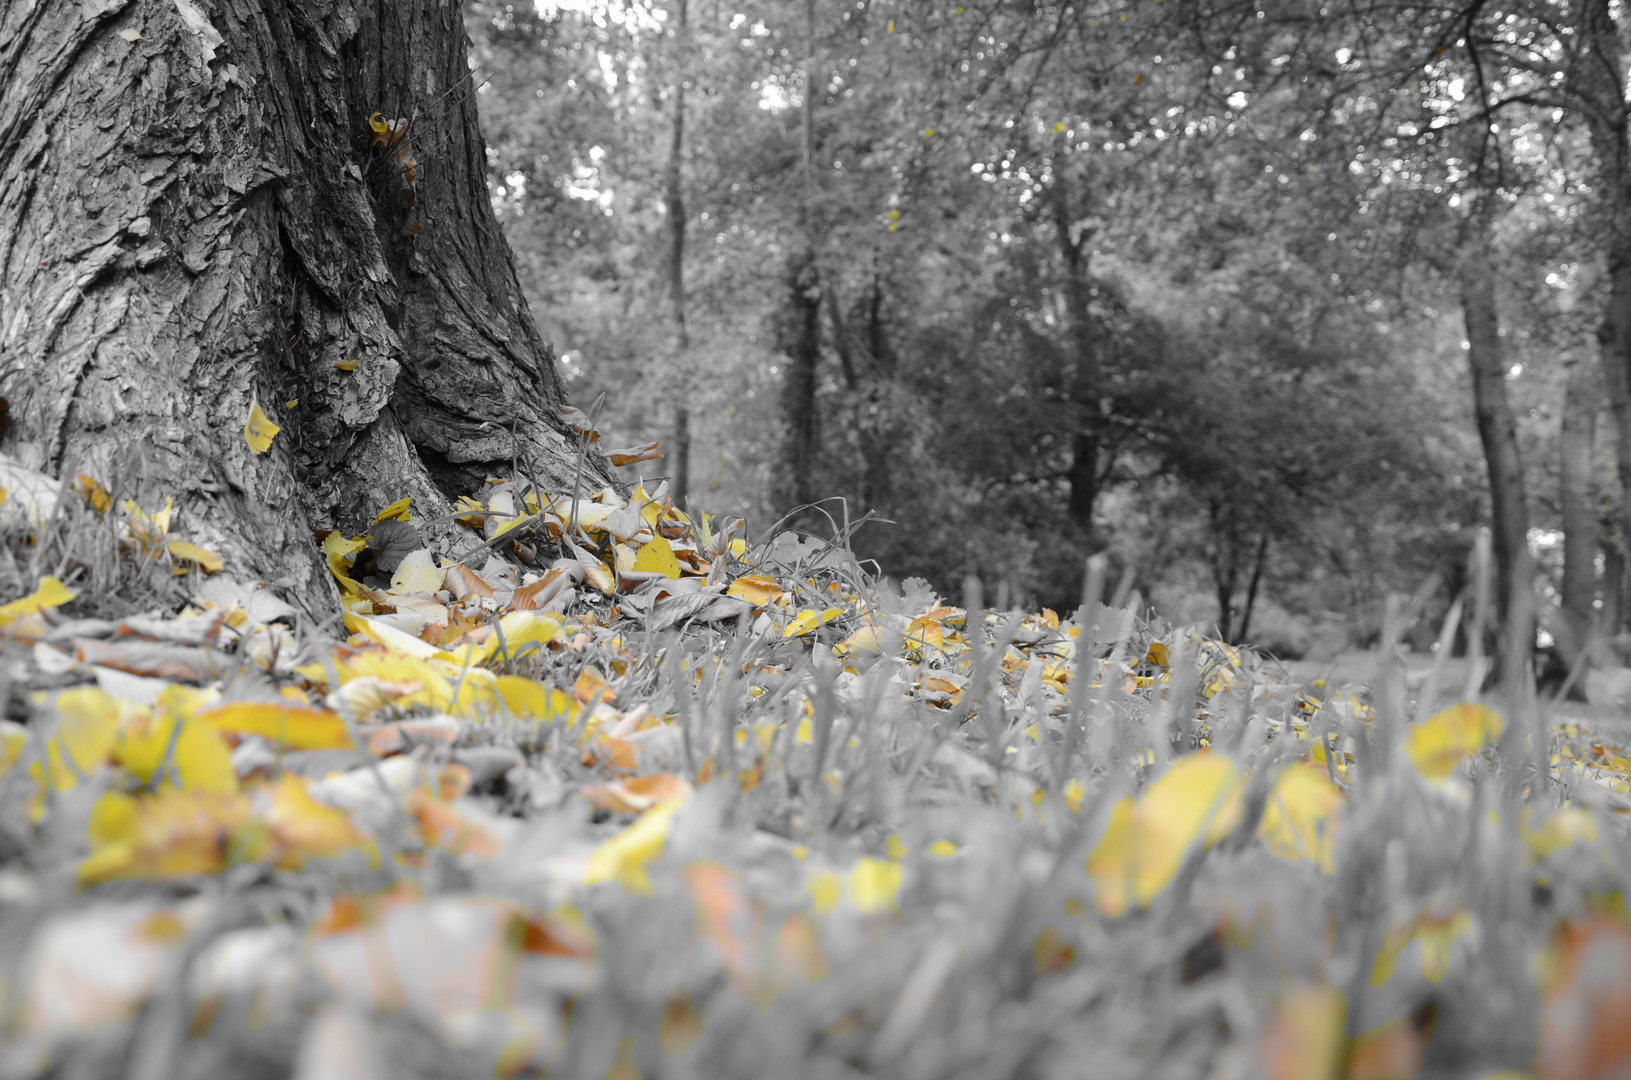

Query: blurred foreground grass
1;457;1629;1080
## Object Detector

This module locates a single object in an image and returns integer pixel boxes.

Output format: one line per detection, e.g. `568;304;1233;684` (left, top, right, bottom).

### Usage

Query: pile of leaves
3;451;1631;1080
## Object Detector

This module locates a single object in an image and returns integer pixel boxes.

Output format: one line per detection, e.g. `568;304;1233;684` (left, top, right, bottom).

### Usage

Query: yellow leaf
1521;807;1597;864
1085;752;1244;917
887;19;894;31
783;607;842;639
808;869;841;913
344;613;454;660
490;676;573;722
1258;762;1344;874
243;400;280;455
285;399;298;408
1053;121;1067;133
833;623;881;659
847;857;902;913
633;533;682;578
44;688;124;790
195;702;354;751
78;786;261;885
727;574;784;605
0;720;26;777
583;796;688;894
929;840;957;857
1257;984;1346;1080
115;709;238;794
0;576;77;627
389;547;443;595
262;773;369;868
335;357;359;372
1371;908;1471;986
166;539;223;575
373;497;412;523
1406;702;1503;780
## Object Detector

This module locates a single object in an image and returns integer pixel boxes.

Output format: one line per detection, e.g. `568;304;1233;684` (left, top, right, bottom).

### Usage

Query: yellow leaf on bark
166;539;223;574
372;497;412;523
243;400;280;454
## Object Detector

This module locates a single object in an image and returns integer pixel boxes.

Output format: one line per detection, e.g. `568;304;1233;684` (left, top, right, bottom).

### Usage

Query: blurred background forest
460;0;1631;663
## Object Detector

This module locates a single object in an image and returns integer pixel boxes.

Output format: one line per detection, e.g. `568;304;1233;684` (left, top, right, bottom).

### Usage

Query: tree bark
1576;0;1631;626
1458;204;1530;626
777;0;821;521
1234;532;1269;646
665;0;691;506
1048;158;1101;535
0;0;601;614
1559;353;1598;665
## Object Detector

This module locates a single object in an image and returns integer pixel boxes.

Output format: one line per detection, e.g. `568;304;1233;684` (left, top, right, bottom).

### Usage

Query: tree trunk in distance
777;0;820;522
664;0;691;507
1048;156;1101;536
1234;533;1269;646
1558;353;1598;667
0;0;603;615
1459;207;1530;629
1575;0;1631;635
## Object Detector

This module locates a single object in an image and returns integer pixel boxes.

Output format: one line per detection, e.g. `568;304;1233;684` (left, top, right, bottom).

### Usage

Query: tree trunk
1048;162;1101;535
777;0;820;521
1234;532;1269;646
0;0;600;615
1559;353;1599;666
1459;204;1530;626
665;0;691;506
1576;0;1631;625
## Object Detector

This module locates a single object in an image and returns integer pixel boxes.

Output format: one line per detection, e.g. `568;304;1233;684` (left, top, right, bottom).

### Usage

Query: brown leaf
73;638;237;682
442;562;493;602
605;442;663;467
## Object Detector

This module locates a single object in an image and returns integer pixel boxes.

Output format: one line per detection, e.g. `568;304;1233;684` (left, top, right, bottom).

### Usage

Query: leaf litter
0;458;1630;1078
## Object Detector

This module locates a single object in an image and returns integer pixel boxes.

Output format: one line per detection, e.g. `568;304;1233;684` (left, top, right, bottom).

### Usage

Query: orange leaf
606;442;664;467
1538;918;1631;1080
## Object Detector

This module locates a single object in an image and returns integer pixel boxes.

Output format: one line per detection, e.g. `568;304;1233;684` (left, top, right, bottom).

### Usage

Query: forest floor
2;456;1631;1079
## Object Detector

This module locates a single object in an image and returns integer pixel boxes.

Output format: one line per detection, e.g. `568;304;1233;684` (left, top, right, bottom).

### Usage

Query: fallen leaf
1086;752;1244;917
0;577;77;633
1537;917;1631;1080
166;539;224;574
1258;761;1343;873
195;702;354;751
583;796;689;894
1406;702;1503;780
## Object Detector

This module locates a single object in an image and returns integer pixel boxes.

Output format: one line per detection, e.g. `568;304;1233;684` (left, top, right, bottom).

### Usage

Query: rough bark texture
1559;353;1598;664
0;0;602;612
1459;208;1530;624
1577;0;1631;623
664;0;690;506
